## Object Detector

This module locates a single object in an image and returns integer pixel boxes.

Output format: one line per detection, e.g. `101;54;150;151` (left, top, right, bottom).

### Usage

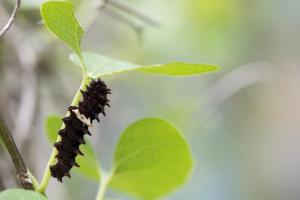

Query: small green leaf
0;189;48;200
45;114;62;144
44;115;100;181
138;62;219;76
41;1;84;58
69;52;220;78
109;118;193;199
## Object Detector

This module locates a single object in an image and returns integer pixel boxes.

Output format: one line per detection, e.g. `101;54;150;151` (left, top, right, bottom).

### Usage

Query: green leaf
109;118;193;199
44;115;100;181
0;189;48;200
41;1;84;58
138;62;219;76
69;52;139;78
45;114;62;144
74;142;101;181
69;51;220;78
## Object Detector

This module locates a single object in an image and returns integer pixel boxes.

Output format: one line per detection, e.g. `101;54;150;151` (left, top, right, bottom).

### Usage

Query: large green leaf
69;52;219;78
109;118;193;199
0;189;48;200
41;1;84;58
44;115;100;181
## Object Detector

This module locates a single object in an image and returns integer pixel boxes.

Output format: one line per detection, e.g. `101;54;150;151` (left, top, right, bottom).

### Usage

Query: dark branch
0;112;34;190
101;8;144;37
0;0;21;37
99;0;161;28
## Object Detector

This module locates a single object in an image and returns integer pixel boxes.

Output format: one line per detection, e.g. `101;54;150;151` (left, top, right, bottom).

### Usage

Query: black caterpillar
50;79;111;182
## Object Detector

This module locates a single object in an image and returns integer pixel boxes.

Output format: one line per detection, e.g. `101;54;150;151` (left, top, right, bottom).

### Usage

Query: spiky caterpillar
50;79;111;182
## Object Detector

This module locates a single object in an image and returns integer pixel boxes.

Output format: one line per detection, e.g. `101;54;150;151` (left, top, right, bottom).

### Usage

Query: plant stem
0;0;21;37
37;72;90;193
28;169;40;191
95;172;112;200
0;112;34;190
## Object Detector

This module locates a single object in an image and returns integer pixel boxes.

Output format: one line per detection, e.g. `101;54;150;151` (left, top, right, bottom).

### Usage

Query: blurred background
0;0;300;199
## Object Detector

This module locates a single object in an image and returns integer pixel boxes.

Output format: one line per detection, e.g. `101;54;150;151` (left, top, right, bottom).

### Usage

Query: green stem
37;71;90;193
95;172;112;200
27;170;40;191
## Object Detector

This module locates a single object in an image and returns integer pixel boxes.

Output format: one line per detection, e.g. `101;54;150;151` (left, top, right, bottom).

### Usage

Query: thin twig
0;0;21;37
199;62;275;118
99;0;161;28
101;8;144;37
0;113;34;190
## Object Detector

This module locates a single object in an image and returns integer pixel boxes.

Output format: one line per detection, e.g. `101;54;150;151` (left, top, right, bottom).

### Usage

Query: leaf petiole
95;170;112;200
